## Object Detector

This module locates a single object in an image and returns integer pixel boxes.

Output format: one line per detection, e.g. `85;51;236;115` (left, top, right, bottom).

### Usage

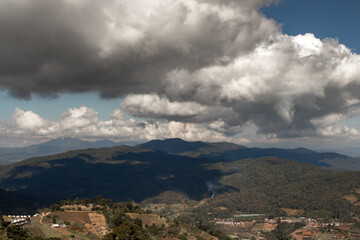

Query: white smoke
206;181;217;198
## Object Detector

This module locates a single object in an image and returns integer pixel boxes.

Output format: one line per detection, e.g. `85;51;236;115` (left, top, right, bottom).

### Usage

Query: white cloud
122;94;207;118
12;107;48;130
60;106;99;130
1;106;235;144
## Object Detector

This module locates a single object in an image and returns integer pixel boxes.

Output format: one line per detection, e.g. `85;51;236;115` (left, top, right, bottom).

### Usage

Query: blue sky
0;91;121;121
263;0;360;53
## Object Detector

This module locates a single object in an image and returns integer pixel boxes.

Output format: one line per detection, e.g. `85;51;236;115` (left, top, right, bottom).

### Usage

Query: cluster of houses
7;213;41;226
212;215;360;239
8;215;31;226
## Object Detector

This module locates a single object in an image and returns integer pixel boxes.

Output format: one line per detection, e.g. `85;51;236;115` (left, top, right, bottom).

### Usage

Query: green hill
202;157;360;221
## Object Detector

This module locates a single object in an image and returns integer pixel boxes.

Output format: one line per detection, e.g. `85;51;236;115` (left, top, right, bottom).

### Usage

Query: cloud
1;0;360;142
156;33;360;138
0;0;277;99
12;108;48;130
1;107;232;144
1;105;359;148
10;108;60;136
121;94;234;123
60;106;99;130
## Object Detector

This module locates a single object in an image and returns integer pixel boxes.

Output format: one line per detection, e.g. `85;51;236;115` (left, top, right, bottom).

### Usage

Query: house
52;224;60;228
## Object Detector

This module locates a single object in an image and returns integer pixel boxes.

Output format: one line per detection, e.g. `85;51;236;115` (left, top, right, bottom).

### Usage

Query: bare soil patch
88;213;109;237
281;208;305;216
344;195;358;204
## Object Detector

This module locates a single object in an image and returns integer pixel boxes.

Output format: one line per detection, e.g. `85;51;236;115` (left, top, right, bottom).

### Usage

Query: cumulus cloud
121;94;234;123
1;0;360;142
9;108;60;136
12;108;48;130
0;107;233;143
158;33;360;138
60;106;99;130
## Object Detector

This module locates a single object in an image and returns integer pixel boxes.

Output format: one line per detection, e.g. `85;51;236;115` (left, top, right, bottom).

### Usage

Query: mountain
139;138;360;170
0;146;220;207
138;138;246;157
1;144;360;221
0;137;123;165
0;188;41;214
202;157;360;221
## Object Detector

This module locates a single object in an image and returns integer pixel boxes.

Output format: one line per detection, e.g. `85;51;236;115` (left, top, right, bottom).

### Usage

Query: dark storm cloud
0;0;277;99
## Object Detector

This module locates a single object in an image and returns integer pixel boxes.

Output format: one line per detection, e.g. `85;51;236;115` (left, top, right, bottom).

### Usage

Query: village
2;204;109;240
212;214;360;239
6;213;72;229
4;203;360;240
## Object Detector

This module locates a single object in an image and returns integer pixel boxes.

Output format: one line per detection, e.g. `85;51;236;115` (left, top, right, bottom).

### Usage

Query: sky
1;0;360;151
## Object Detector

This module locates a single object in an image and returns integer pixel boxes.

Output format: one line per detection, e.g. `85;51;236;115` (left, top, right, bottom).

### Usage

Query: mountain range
1;138;360;221
139;138;360;170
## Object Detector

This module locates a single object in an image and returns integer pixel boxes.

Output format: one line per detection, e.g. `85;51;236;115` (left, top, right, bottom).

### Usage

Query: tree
6;225;30;240
134;218;143;228
0;211;8;234
52;215;58;224
0;211;4;226
104;221;143;240
97;195;108;206
49;204;61;212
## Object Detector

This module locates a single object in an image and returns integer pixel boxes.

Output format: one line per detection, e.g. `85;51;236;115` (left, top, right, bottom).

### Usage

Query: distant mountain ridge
0;138;124;165
139;138;360;170
138;138;246;157
2;137;360;171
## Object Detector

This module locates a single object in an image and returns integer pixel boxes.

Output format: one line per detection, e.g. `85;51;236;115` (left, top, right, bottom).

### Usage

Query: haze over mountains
2;137;360;171
0;138;134;165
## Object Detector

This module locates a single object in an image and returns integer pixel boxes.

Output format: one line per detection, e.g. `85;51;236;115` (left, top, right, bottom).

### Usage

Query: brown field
25;211;107;240
48;211;92;224
88;213;109;237
281;208;305;216
344;195;358;204
252;223;277;232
